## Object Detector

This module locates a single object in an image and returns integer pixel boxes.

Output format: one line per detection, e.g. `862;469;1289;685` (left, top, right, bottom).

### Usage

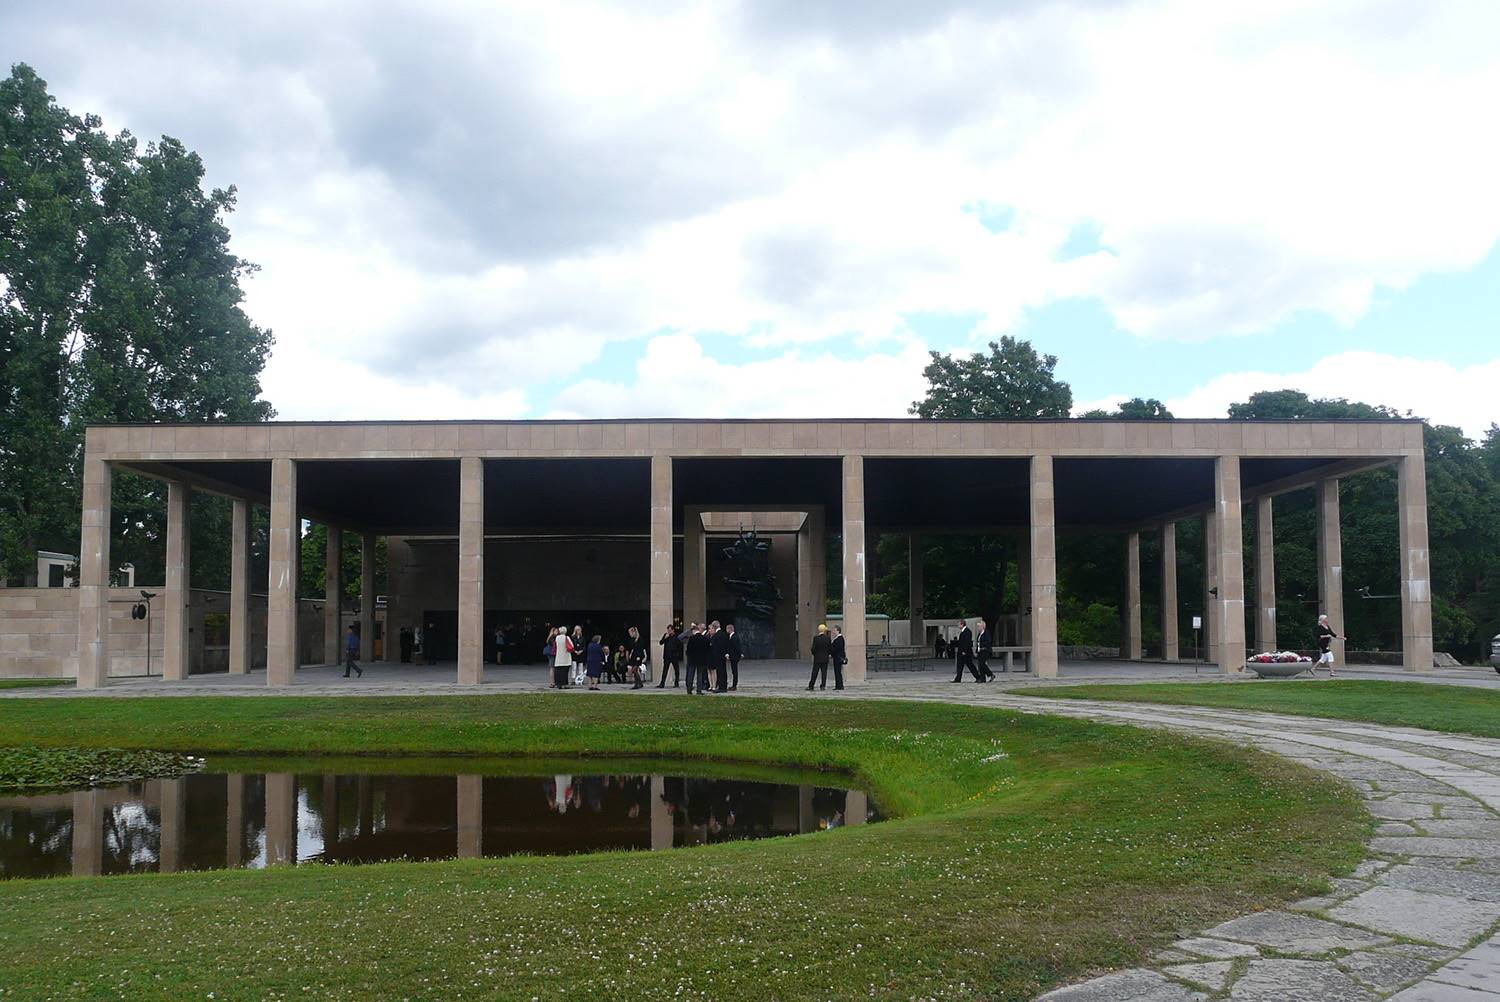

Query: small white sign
1191;616;1203;630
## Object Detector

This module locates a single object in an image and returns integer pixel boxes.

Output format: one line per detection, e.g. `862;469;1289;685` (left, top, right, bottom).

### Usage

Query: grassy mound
0;695;1367;1000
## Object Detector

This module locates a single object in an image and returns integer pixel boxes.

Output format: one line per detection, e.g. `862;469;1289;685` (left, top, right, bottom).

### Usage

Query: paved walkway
7;662;1500;998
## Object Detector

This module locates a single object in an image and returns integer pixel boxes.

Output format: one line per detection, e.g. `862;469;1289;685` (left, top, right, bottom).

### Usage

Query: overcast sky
4;1;1498;434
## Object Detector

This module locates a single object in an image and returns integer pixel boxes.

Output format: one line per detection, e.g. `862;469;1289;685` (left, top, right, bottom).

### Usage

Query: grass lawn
1029;679;1500;738
0;695;1366;1001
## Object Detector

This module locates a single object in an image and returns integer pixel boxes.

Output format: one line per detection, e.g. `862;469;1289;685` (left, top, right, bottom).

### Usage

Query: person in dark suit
685;623;712;694
829;625;846;690
657;625;683;688
725;623;742;691
934;635;946;660
342;625;363;678
808;624;832;690
709;621;732;692
625;626;646;689
398;626;414;663
975;618;995;681
951;619;981;682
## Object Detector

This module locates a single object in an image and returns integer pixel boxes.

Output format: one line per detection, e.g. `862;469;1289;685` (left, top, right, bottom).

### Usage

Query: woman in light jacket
552;628;575;689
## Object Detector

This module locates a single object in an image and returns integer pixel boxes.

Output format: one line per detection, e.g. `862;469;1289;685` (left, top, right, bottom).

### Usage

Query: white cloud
1166;351;1500;438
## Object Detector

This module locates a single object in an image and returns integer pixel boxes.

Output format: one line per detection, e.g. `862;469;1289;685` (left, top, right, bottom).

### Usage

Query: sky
4;0;1498;436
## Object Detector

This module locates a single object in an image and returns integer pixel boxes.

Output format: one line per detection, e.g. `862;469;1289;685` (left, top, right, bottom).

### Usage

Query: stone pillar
845;789;868;827
771;534;797;657
323;526;343;667
457;456;485;685
158;778;184;873
163;481;192;681
1017;530;1031;646
684;506;706;627
798;784;815;834
226;773;244;867
841;454;867;682
649;455;674;671
77;457;113;689
229;500;252;675
650;775;672;851
385;537;409;661
798;508;828;656
1203;510;1218;664
264;772;297;866
1160;522;1179;660
361;533;376;662
71;789;102;877
1214;455;1247;673
1255;495;1277;653
1398;453;1434;672
1125;530;1143;660
907;534;924;648
1030;454;1059;678
457;774;482;859
1317;478;1347;666
267;459;299;686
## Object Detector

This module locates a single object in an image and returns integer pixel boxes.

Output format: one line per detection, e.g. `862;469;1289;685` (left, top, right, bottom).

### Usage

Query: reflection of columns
798;784;814;834
265;772;297;866
360;533;376;662
457;456;485;685
358;776;373;837
1214;456;1246;673
1398;452;1434;672
163;480;192;681
841;455;867;682
1255;495;1277;652
1317;478;1347;665
1029;454;1058;678
845;789;868;827
1125;530;1142;660
324;526;343;667
226;773;244;868
158;778;184;873
267;458;299;686
321;775;339;854
1018;530;1031;647
1161;523;1179;661
457;774;482;859
71;789;102;877
649;455;674;669
1203;511;1218;664
907;535;924;647
77;457;113;689
650;775;672;851
684;506;706;627
229;499;252;675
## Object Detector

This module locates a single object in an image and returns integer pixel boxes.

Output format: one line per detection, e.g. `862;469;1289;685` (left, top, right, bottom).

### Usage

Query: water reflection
0;767;877;880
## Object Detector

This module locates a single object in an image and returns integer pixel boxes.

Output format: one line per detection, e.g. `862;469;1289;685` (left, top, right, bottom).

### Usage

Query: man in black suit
809;624;832;691
710;620;732;692
951;619;981;683
684;623;712;695
725;623;742;691
657;625;683;688
975;618;996;681
829;625;846;690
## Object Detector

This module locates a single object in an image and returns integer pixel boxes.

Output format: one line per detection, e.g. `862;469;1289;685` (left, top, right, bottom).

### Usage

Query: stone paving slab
1035;969;1207;1001
1162;961;1233;992
1328;886;1500;948
1203;911;1392;955
1382;864;1500;903
1228;959;1376;1000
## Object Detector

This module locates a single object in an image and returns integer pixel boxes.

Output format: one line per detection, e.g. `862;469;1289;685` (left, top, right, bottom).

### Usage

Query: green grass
0;746;200;792
1029;679;1500;738
0;678;71;690
0;695;1367;1001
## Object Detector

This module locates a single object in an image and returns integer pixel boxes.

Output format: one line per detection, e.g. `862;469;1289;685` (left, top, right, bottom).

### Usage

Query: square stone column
76;457;113;689
797;506;827;656
1398;452;1434;671
1317;478;1347;665
1018;529;1031;646
1255;495;1277;652
1161;522;1179;660
457;456;485;685
457;774;482;859
360;533;376;661
908;534;924;648
683;505;706;627
266;458;299;686
229;500;252;675
163;481;192;681
1213;455;1246;673
385;537;410;661
1029;454;1059;678
1203;510;1218;664
323;526;343;667
1125;530;1143;660
264;772;297;866
841;454;867;682
649;454;674;666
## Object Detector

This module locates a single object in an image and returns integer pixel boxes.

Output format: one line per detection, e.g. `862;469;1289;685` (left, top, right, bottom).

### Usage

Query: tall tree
0;63;273;584
910;336;1073;419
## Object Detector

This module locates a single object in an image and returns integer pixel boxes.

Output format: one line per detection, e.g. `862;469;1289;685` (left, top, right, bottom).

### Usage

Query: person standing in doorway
725;623;742;691
952;619;980;682
658;625;683;688
343;625;363;678
685;623;712;695
425;621;439;666
710;621;731;693
399;626;414;663
585;634;605;691
1316;614;1343;678
975;618;995;681
809;624;832;691
829;624;846;690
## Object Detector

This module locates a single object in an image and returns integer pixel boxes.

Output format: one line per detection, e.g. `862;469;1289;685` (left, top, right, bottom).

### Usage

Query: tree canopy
910;337;1072;419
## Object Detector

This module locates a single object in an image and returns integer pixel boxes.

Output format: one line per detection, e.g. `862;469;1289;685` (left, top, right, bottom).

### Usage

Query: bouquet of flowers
1247;650;1313;663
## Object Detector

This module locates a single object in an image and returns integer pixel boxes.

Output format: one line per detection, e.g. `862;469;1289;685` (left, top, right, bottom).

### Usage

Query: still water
0;763;878;879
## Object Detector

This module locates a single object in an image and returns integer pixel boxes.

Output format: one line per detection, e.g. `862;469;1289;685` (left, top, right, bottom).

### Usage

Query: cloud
1165;351;1500;438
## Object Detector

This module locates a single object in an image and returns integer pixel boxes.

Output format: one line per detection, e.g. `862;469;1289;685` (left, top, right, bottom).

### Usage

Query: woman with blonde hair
551;627;576;689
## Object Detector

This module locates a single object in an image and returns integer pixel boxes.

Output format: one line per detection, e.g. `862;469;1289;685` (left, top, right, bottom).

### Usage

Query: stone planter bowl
1245;660;1313;678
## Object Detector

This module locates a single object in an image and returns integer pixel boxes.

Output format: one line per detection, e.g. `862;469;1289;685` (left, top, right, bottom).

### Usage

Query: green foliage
299;522;387;602
909;336;1073;419
0;746;200;792
0;63;273;584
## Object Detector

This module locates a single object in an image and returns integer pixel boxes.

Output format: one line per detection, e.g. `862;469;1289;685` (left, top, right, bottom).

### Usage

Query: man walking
725;623;742;691
685;623;712;694
1316;614;1343;678
342;624;363;678
951;619;980;682
710;620;732;693
975;618;995;681
808;624;832;691
657;625;683;688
